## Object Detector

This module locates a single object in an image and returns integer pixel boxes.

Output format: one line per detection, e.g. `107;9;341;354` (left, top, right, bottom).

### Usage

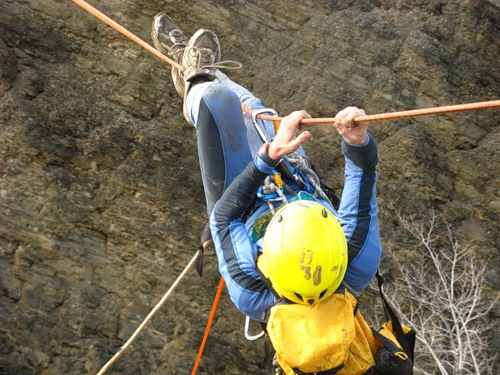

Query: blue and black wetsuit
185;71;382;322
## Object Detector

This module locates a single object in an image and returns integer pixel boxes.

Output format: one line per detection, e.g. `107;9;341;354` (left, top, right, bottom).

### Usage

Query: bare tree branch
374;213;498;375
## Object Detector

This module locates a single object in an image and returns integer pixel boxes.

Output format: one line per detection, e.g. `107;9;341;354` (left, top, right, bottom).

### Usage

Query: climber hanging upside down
150;13;403;375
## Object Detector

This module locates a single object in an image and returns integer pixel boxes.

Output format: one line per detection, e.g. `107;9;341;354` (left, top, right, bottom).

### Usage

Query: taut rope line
191;277;225;375
70;0;499;126
242;100;500;125
96;251;200;375
71;0;182;70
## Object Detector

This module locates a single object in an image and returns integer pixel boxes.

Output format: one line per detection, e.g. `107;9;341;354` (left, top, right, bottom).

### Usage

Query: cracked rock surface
1;1;498;374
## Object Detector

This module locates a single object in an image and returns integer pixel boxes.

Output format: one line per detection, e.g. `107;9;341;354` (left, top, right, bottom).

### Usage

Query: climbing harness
252;108;316;196
252;107;334;215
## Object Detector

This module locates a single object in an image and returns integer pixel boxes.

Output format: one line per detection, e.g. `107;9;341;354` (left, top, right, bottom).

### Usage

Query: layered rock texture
1;0;498;374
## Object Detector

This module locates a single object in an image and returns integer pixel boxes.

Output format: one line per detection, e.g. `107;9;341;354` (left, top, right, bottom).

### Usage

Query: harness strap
256;257;281;301
293;364;344;375
195;221;212;276
376;272;415;361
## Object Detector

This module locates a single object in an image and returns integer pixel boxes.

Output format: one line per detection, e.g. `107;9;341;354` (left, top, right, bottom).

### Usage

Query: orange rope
71;0;499;126
312;100;500;124
70;0;182;70
243;100;500;125
192;277;225;375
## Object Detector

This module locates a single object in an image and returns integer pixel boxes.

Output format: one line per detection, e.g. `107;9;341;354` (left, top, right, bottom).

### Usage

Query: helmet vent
322;208;328;218
277;214;283;222
294;292;303;301
319;289;327;299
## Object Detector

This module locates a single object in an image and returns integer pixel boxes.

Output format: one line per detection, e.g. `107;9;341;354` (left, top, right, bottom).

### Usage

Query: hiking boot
151;12;189;96
181;28;221;123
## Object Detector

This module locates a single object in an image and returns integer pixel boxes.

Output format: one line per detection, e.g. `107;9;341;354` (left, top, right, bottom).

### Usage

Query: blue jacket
210;134;382;321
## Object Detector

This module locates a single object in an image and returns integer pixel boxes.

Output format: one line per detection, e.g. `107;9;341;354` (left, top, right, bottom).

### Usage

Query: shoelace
167;29;188;60
168;43;186;60
187;46;242;71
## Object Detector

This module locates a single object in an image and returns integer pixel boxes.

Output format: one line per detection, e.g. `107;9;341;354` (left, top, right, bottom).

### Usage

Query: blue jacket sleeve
336;133;382;294
210;155;276;321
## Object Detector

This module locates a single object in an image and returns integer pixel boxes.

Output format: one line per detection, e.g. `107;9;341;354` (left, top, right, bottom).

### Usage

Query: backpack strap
375;271;415;361
293;364;344;375
195;221;213;277
255;257;281;300
311;163;340;210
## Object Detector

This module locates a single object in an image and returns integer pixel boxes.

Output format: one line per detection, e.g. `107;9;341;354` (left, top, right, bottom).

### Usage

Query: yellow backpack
264;274;415;375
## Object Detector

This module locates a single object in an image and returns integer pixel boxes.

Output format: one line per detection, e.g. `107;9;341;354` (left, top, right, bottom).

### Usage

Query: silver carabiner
244;315;265;341
252;108;278;144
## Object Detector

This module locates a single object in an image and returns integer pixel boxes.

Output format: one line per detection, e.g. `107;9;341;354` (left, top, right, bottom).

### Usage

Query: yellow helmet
258;200;347;305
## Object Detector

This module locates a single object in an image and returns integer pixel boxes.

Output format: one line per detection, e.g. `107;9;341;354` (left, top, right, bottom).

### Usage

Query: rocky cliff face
1;0;498;374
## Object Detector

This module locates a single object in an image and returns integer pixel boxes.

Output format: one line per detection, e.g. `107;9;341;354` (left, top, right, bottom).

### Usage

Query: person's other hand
268;110;312;160
334;107;368;145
